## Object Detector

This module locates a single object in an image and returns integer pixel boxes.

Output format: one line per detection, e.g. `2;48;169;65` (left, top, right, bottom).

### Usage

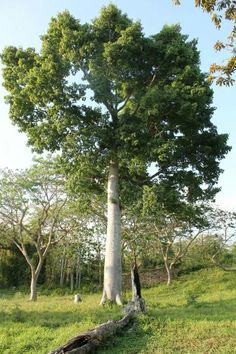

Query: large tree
1;5;230;304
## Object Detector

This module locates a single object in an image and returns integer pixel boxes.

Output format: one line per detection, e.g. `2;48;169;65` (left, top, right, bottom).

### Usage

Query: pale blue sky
0;0;235;209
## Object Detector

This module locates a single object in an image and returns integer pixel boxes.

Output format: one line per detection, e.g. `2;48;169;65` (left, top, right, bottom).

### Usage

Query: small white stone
74;294;82;303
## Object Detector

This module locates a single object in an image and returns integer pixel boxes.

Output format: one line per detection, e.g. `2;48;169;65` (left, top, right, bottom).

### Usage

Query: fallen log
49;310;135;354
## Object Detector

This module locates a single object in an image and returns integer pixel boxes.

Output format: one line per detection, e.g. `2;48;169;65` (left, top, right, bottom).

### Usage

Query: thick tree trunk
100;162;122;305
30;271;38;301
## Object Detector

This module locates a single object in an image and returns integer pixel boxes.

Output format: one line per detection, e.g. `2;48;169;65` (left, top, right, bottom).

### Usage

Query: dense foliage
1;5;230;208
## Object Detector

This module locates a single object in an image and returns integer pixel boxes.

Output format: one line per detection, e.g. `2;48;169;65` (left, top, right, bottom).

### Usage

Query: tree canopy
1;7;229;203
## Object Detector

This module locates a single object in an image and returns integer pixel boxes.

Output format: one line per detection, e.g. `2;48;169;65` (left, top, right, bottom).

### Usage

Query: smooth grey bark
164;261;172;286
100;163;122;305
29;260;43;301
30;271;38;301
16;243;44;301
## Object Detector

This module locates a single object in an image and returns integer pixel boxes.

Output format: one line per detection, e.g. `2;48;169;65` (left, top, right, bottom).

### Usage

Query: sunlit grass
1;268;236;353
0;292;121;354
98;269;236;354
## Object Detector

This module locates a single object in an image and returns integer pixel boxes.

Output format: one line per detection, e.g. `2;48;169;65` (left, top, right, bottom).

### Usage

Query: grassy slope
98;268;236;354
0;268;236;354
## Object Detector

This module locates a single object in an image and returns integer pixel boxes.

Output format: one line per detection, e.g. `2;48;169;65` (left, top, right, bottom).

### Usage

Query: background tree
0;159;74;301
173;0;236;85
46;215;106;291
1;5;230;303
125;186;210;285
121;202;160;274
148;218;206;285
204;207;236;270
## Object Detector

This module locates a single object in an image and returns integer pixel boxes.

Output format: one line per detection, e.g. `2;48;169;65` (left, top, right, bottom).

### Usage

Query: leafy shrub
184;290;201;307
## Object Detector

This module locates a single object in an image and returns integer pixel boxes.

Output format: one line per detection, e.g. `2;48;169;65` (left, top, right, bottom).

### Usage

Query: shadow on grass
0;304;121;329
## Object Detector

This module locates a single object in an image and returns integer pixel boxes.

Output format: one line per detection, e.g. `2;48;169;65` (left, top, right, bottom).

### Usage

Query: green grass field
0;268;236;354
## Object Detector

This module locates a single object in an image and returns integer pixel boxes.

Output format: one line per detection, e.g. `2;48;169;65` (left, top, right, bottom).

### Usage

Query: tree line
0;157;236;300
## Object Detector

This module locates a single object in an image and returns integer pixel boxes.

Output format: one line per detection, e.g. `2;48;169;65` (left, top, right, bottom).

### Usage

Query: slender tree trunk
75;268;81;289
100;162;122;305
98;255;102;289
30;270;38;301
96;246;102;289
87;259;91;278
78;268;81;289
66;269;70;286
19;244;46;301
167;268;172;286
164;261;172;286
30;257;44;301
75;257;81;289
60;254;66;287
70;270;74;292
